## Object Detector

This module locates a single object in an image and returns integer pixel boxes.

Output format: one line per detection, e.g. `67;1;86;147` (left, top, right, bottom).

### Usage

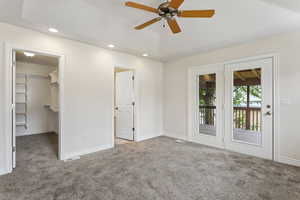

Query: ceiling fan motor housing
158;2;178;19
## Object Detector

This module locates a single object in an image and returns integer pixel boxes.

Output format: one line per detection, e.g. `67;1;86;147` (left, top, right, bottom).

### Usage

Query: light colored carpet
115;138;134;145
0;133;300;200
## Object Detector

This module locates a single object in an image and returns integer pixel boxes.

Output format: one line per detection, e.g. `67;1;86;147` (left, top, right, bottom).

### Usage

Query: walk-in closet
14;50;60;163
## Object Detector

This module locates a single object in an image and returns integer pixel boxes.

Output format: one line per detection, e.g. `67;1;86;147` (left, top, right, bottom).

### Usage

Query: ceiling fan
125;0;215;34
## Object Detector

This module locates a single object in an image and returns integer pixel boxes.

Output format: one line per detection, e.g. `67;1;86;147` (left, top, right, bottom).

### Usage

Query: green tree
233;85;262;106
233;85;262;131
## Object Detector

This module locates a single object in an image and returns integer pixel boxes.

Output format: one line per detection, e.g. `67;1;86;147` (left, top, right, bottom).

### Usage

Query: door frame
113;67;138;145
4;43;66;174
188;54;279;161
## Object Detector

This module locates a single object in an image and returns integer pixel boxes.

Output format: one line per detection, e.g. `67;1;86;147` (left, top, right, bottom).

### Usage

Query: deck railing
199;106;261;131
199;106;216;126
233;107;261;131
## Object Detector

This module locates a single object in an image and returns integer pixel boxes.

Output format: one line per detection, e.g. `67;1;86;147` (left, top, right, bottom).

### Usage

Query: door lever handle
265;111;272;116
115;107;119;110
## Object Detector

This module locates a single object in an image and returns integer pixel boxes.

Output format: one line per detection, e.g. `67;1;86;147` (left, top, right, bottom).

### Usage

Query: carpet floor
0;133;300;200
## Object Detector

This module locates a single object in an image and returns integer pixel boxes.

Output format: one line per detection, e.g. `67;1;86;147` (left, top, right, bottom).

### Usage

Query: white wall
0;23;163;174
0;39;4;175
163;30;300;165
16;62;57;136
16;61;57;75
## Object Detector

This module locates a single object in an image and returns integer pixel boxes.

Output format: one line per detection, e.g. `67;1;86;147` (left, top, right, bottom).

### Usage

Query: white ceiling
16;51;59;66
0;0;300;61
260;0;300;13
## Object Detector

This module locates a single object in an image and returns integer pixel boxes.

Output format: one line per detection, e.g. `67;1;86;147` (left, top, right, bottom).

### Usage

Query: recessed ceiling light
48;28;58;33
108;44;115;48
24;52;35;57
142;53;148;57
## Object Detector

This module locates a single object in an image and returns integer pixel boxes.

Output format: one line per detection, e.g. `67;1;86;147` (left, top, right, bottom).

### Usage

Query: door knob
115;107;119;110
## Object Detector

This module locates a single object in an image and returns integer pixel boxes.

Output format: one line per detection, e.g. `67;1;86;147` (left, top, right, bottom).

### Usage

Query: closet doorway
8;48;64;170
114;67;136;145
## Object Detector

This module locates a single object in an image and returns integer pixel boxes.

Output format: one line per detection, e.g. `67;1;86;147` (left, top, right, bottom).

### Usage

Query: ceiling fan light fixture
142;53;149;57
108;44;115;48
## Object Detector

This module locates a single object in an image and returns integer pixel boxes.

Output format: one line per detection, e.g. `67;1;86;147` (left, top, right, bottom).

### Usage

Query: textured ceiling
0;0;300;61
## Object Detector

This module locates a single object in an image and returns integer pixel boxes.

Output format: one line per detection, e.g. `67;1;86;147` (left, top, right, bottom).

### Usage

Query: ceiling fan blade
167;19;181;34
178;10;215;18
125;1;158;13
169;0;184;9
135;18;161;30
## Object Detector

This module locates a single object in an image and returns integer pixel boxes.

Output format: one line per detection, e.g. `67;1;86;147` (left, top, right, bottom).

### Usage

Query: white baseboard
278;156;300;167
136;133;162;142
163;130;188;141
163;131;300;168
0;168;10;176
16;131;55;137
61;144;113;161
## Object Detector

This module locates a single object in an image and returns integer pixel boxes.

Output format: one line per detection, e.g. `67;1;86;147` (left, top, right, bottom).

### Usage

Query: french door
189;64;224;149
189;58;274;160
224;58;273;160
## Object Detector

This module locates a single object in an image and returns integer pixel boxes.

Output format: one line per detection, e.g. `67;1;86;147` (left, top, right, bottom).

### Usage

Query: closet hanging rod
16;73;49;79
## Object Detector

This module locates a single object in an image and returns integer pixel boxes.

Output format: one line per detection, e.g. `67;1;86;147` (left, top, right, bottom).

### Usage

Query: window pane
232;68;262;145
199;74;216;136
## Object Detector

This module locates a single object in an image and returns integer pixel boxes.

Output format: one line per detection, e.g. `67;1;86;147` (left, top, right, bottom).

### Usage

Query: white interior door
12;50;16;168
115;71;134;141
225;58;273;160
189;65;224;149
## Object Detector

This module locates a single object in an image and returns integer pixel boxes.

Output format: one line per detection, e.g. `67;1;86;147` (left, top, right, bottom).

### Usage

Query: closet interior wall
15;60;59;136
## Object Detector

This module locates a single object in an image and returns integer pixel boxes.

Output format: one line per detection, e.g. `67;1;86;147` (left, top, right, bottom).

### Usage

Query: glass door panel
199;73;216;136
232;68;262;145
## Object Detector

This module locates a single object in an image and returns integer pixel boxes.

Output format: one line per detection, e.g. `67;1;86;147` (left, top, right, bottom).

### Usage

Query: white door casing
12;50;16;169
115;71;134;140
4;44;65;174
224;58;273;160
